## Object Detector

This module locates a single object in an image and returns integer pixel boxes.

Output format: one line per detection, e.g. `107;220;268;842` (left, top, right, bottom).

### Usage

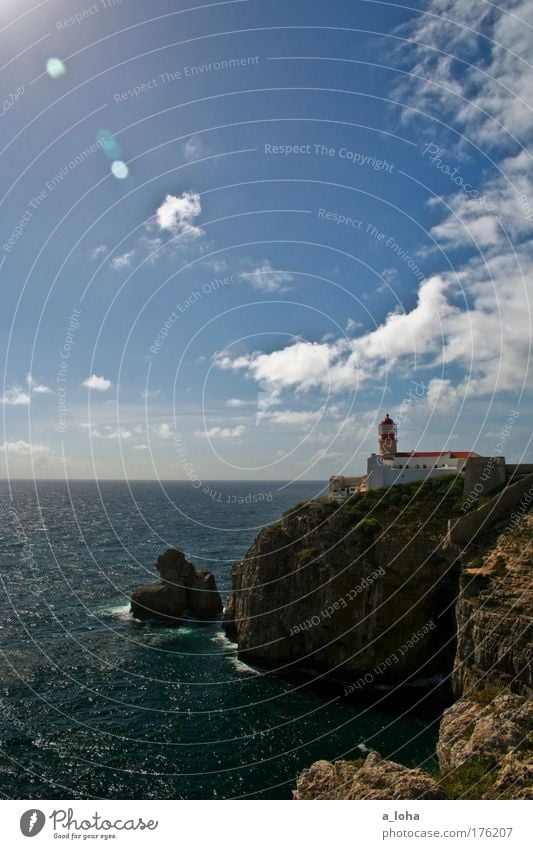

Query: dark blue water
0;480;438;799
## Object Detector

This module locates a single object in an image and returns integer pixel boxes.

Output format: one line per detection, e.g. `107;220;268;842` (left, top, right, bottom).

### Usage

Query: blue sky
1;0;531;479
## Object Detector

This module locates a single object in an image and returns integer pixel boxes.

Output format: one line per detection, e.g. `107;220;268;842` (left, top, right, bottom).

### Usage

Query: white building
329;414;480;498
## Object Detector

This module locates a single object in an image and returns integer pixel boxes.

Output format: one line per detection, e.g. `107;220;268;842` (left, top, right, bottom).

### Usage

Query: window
415;464;419;469
423;464;427;469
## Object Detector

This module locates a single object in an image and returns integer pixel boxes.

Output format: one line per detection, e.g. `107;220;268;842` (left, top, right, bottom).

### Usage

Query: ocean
0;480;439;799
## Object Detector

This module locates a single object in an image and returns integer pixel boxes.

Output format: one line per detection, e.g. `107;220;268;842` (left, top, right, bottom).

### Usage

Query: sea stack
131;548;223;625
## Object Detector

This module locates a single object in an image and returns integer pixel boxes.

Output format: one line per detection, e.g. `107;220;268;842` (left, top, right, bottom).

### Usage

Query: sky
0;0;531;480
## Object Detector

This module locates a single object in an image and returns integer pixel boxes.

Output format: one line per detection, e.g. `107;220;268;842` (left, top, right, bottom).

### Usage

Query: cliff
224;477;464;686
293;512;532;799
453;513;532;697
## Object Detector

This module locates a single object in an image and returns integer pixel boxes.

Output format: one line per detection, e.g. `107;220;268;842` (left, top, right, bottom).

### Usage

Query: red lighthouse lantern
378;414;397;458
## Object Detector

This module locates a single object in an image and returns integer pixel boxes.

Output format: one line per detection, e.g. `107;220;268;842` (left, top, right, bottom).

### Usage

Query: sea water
0;480;439;799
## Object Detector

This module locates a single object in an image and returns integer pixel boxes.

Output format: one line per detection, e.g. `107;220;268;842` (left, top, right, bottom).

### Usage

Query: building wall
329;475;366;499
366;454;464;490
448;472;533;547
462;456;506;503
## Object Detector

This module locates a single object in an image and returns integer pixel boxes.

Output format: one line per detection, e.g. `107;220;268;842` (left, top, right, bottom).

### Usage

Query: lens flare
97;129;122;160
46;58;66;79
111;161;129;179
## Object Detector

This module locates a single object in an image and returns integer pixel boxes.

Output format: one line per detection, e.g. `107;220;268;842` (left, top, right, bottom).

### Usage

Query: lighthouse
378;413;397;458
329;411;487;499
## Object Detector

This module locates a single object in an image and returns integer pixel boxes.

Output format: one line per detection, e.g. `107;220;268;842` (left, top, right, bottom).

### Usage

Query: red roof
380;414;394;425
395;451;479;458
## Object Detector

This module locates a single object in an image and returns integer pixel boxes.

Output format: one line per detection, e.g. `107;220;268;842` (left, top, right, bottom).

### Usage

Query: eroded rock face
223;498;459;683
294;752;445;800
437;693;533;798
292;505;532;800
131;548;222;625
453;514;533;698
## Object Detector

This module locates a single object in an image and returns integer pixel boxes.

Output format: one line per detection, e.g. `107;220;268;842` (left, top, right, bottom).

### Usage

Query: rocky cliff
293;512;532;799
224;477;464;686
453;513;532;697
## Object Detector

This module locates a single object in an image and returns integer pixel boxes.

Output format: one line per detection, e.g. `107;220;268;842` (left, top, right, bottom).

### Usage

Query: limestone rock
294;752;445;800
437;693;533;798
453;514;532;697
131;548;222;625
223;495;459;683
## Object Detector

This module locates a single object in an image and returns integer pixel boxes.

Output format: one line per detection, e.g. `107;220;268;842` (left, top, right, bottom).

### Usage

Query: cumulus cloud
1;386;31;406
195;425;245;439
216;256;532;406
240;260;294;292
83;375;112;391
227;398;247;408
155;191;203;238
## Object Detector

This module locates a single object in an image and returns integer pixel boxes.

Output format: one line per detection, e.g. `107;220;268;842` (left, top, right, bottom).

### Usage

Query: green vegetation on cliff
287;476;465;547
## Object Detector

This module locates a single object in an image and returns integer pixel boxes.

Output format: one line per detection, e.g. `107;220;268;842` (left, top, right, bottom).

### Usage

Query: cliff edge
294;512;532;799
224;477;464;686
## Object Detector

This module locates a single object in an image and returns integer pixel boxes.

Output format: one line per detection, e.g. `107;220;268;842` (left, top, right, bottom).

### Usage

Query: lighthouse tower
378;413;397;458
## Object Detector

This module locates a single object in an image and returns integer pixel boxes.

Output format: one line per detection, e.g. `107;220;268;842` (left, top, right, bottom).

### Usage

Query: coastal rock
452;514;533;698
294;752;445;800
131;548;222;625
437;692;533;798
224;481;462;684
189;569;225;618
291;495;532;800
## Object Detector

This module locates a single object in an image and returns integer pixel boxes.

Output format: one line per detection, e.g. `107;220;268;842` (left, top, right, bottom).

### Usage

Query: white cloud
83;375;112;391
345;318;362;333
89;244;107;261
397;0;533;146
1;386;30;406
0;440;51;457
106;429;132;440
141;389;161;399
195;425;245;439
183;136;204;161
154;423;172;439
80;423;132;439
139;236;163;264
227;398;247;408
133;443;149;450
240;260;294;292
216;253;532;404
266;409;322;426
111;250;135;270
204;257;228;273
26;374;52;394
425;378;466;411
155;191;203;238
